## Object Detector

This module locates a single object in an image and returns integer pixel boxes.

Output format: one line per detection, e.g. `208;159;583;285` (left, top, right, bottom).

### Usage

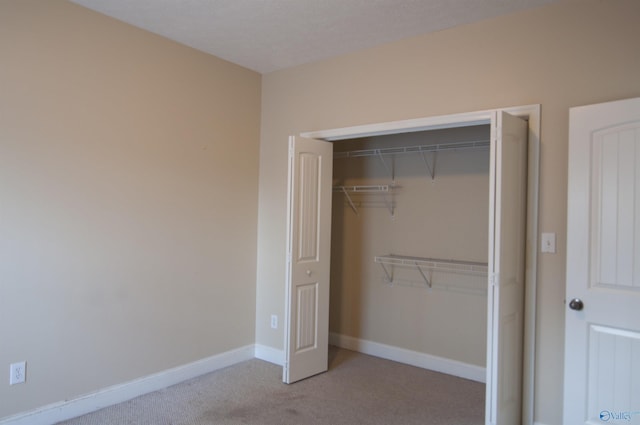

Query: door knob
306;270;312;276
568;298;584;311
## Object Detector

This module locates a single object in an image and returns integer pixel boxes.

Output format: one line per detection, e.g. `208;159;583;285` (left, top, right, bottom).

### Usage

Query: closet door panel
283;136;333;384
486;111;528;425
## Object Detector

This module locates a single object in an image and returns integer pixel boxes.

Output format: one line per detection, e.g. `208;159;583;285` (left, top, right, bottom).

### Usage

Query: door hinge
490;272;499;287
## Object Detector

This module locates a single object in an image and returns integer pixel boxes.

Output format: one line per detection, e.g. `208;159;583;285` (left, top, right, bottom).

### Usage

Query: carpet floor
57;347;485;424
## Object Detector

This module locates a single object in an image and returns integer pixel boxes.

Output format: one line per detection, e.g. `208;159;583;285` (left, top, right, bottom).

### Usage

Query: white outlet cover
10;361;26;385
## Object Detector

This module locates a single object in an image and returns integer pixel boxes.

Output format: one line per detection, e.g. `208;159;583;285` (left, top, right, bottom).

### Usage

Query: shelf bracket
341;186;359;216
382;191;394;217
378;262;393;284
415;263;432;288
420;151;437;181
376;152;395;183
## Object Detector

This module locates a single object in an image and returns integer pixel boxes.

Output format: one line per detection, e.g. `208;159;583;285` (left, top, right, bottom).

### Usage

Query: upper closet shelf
333;139;490;159
334;139;490;181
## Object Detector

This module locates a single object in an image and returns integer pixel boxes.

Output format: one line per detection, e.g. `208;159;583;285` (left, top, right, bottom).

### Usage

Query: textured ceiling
70;0;557;74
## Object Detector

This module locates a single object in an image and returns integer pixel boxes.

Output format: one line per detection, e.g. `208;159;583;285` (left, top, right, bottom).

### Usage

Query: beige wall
0;1;261;419
256;1;640;423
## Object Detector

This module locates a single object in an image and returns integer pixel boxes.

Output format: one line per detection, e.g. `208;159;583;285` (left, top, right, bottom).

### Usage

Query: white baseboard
254;344;284;366
0;344;255;425
329;333;486;383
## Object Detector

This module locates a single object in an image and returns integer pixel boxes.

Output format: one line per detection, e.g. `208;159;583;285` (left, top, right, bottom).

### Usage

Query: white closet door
486;111;528;425
564;97;640;425
283;135;333;384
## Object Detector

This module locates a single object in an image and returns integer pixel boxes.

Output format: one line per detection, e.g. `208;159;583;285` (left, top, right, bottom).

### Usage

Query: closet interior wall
330;125;491;367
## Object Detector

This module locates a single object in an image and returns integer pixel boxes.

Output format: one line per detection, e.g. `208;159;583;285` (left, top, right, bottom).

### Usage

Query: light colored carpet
57;347;484;424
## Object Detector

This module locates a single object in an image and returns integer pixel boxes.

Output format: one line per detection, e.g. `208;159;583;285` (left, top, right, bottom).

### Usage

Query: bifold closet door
283;136;333;384
486;111;528;425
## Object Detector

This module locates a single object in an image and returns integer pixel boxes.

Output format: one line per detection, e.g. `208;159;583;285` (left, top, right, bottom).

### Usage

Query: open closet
283;107;539;425
330;124;491;373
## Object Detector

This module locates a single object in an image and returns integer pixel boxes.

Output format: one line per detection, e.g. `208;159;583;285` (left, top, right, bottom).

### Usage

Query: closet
330;125;491;370
283;107;536;425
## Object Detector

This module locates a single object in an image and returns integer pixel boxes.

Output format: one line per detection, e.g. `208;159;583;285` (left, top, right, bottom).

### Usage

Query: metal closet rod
333;139;490;159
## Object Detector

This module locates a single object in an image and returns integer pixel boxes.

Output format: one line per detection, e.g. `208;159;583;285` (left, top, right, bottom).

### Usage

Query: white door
283;135;333;384
564;97;640;424
486;111;528;425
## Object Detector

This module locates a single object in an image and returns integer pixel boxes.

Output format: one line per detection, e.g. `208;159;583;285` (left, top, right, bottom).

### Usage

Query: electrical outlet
270;314;278;329
10;362;26;385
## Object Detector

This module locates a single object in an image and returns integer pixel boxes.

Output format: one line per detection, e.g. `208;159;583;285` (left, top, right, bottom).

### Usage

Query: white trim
0;345;255;425
301;110;494;141
329;333;486;383
522;104;540;425
254;344;284;366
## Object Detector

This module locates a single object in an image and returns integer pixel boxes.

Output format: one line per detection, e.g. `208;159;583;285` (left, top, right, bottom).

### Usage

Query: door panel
587;325;640;421
565;97;640;424
486;111;528;425
295;282;318;351
592;125;640;288
284;136;332;384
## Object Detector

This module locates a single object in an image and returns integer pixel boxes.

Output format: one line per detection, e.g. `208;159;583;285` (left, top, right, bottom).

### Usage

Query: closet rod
334;139;490;159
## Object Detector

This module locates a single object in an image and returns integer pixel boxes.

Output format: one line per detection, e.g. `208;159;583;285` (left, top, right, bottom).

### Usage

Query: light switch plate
541;232;556;253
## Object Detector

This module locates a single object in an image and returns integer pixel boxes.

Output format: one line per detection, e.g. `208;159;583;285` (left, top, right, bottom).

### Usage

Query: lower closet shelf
374;254;488;288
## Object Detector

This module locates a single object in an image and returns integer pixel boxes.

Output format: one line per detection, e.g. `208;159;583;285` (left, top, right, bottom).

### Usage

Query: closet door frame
301;104;540;425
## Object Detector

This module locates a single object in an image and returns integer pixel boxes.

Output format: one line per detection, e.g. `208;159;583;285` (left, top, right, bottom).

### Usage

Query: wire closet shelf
333;184;396;216
334;138;490;182
333;139;490;159
374;254;488;288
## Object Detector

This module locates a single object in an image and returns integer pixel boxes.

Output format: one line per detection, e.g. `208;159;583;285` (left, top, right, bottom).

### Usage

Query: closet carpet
57;346;484;425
